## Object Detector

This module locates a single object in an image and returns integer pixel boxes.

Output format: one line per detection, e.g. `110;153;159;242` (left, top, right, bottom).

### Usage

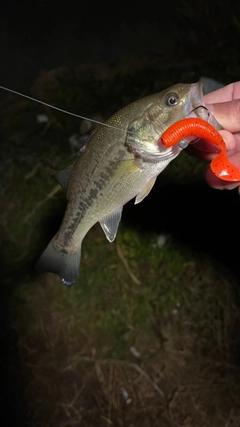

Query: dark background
1;0;240;91
1;0;178;88
1;1;240;426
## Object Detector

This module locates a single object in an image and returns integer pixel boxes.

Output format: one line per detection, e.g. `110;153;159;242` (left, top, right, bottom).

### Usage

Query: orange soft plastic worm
160;118;240;182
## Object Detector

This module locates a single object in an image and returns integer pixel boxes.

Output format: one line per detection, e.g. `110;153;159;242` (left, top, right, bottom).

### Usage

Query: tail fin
36;239;81;286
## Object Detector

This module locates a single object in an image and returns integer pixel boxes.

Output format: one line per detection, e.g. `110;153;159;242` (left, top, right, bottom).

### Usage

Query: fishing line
0;85;130;133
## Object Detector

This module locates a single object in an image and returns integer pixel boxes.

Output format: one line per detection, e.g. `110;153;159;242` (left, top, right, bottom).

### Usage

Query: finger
204;81;240;103
186;142;219;161
205;100;240;133
219;129;237;151
226;151;240;168
185;130;237;161
205;151;240;189
205;166;240;190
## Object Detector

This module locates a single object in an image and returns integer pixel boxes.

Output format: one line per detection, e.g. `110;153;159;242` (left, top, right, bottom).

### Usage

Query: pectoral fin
135;176;156;204
100;208;123;242
52;165;73;189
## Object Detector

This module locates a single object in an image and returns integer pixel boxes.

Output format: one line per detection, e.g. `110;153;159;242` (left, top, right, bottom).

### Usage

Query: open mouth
177;105;222;149
190;104;210;119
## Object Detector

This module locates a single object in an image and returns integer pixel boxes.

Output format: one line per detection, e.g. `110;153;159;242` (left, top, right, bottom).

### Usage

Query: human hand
186;81;240;192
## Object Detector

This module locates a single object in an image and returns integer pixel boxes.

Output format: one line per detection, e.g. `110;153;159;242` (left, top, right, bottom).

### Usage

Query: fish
160;117;240;182
34;82;206;286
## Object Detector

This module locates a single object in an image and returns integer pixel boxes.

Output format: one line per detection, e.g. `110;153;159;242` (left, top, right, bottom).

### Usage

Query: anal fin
100;208;123;242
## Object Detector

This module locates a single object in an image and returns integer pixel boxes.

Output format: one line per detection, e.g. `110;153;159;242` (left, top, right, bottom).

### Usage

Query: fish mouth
177;105;211;149
186;81;208;120
189;81;204;109
187;82;207;120
177;105;222;150
189;104;210;119
188;81;222;129
128;141;181;162
177;82;222;149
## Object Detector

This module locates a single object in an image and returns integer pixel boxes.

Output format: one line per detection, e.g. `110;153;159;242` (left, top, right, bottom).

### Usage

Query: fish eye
165;92;179;106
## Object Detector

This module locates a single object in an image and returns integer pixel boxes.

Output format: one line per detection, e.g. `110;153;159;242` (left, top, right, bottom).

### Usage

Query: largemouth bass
36;82;205;286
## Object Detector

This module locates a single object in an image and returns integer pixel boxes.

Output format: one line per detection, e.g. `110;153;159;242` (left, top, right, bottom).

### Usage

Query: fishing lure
160;117;240;182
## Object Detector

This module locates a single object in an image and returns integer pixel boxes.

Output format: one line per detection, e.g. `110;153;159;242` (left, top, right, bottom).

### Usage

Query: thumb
206;99;240;133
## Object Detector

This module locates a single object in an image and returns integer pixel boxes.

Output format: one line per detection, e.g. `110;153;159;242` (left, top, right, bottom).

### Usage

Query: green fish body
36;82;204;285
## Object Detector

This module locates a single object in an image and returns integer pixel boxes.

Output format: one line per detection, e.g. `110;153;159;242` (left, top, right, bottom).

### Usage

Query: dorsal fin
52;165;73;189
